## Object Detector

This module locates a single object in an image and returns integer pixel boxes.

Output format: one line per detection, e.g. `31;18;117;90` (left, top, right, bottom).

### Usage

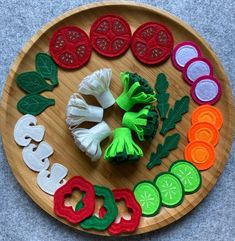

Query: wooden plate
1;1;234;236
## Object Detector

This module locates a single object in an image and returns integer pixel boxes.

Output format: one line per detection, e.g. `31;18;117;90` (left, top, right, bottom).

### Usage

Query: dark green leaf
146;133;180;169
16;71;53;94
17;94;55;116
160;96;190;135
35;53;58;87
155;73;168;93
156;93;169;103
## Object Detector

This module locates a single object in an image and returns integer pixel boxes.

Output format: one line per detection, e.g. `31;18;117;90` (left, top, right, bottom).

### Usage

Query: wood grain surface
0;1;234;236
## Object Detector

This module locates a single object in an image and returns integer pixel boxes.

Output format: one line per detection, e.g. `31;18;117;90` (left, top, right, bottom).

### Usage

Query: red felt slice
54;176;95;224
90;14;132;58
131;22;174;65
49;26;92;69
99;188;142;235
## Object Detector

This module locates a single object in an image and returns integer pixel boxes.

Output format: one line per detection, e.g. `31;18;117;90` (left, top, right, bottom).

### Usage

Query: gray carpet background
0;1;235;240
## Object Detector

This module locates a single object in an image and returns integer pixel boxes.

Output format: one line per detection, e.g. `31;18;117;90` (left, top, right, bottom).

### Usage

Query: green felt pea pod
116;72;156;111
104;127;143;164
122;105;158;141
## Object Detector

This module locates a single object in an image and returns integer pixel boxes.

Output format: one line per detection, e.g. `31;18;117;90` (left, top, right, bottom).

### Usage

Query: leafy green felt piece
35;53;59;87
160;96;190;135
155;73;170;120
146;133;180;169
16;71;53;94
17;94;55;116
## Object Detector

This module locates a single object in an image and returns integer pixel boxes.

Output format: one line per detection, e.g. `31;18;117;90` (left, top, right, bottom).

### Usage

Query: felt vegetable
72;121;111;161
76;185;118;231
154;73;169;119
22;141;53;172
90;14;132;58
116;72;156;111
17;94;55;116
66;93;103;128
14;114;45;147
122;105;158;141
99;188;142;235
35;53;59;86
16;71;54;94
54;176;95;224
160;96;190;135
79;68;115;109
146;133;180;169
104;127;143;164
37;163;68;195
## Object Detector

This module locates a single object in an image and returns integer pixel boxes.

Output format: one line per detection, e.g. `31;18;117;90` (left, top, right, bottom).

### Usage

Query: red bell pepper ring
54;176;95;224
99;188;142;235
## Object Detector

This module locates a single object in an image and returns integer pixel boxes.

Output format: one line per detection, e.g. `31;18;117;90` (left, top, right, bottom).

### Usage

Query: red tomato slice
90;15;132;58
49;26;91;69
131;22;174;65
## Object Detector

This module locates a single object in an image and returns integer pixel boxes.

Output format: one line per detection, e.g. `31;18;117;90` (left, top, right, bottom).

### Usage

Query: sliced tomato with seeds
131;22;174;65
90;15;132;58
49;26;91;69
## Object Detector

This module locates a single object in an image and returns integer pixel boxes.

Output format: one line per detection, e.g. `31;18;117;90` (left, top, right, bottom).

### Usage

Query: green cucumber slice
169;160;202;194
133;181;161;217
154;172;184;208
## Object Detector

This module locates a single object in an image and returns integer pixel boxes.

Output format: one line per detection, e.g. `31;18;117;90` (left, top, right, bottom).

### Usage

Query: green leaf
17;94;55;116
155;73;170;119
146;133;180;169
16;71;53;94
160;96;190;135
35;53;58;87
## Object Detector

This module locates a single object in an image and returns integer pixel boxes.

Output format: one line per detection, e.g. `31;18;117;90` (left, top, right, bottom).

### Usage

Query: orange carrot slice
192;105;223;130
188;122;219;146
184;141;215;170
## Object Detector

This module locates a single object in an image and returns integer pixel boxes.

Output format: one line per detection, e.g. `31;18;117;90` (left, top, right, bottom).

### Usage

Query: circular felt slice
154;173;184;208
184;140;216;170
192;105;223;130
191;75;222;105
171;41;202;71
183;57;213;85
169;160;202;194
90;14;131;58
188;122;219;146
131;22;173;65
133;181;161;217
49;26;91;69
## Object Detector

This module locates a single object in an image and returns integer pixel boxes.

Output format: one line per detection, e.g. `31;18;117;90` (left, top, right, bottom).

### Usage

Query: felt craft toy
99;188;142;235
192;105;223;130
131;22;173;65
104;127;143;164
14;114;45;147
154;172;184;208
191;75;222;105
122;105;158;141
169;160;201;194
35;53;59;87
183;57;213;85
54;176;95;224
133;181;162;217
90;14;132;58
79;68;115;109
160;96;190;135
76;185;118;231
155;73;170;119
37;163;68;195
49;26;92;69
116;72;156;111
66;93;103;128
171;41;202;71
72;121;111;161
22;141;53;172
17;94;55;116
146;133;180;169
